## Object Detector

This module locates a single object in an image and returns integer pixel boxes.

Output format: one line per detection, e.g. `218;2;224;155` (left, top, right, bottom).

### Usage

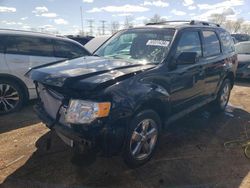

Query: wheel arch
134;97;170;126
224;71;235;88
0;73;29;101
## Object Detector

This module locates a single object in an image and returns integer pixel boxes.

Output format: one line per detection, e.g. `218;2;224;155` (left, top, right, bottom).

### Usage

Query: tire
123;109;161;168
0;79;27;115
211;79;232;112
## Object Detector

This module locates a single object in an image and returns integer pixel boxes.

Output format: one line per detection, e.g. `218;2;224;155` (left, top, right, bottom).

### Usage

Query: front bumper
34;102;126;155
34;103;103;151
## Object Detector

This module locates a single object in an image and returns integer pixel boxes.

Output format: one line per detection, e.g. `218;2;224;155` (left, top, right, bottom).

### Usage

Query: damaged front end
26;56;156;154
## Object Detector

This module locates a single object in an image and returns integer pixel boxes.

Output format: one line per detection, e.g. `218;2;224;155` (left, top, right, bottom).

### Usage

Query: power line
100;20;106;35
80;7;84;35
87;19;94;36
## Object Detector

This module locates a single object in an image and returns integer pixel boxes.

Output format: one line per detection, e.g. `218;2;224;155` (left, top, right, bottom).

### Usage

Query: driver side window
176;31;202;57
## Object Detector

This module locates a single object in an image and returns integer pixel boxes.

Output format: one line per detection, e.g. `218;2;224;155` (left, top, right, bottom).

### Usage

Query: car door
168;29;206;113
200;30;225;97
5;36;57;89
0;35;9;74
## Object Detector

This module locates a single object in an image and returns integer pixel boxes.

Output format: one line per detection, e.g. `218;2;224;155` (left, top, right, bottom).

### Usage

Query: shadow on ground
0;100;40;134
2;105;250;188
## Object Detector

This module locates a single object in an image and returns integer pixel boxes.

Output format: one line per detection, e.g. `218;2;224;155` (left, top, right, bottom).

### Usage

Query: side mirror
176;52;198;65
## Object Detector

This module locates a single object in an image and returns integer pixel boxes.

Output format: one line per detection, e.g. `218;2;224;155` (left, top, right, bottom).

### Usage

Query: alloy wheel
220;82;230;108
130;119;158;160
0;84;20;113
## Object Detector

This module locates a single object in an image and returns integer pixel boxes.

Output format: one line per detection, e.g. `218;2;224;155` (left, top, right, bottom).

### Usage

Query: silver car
0;29;90;114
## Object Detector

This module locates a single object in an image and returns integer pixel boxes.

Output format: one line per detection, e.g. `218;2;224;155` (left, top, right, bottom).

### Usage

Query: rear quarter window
218;30;235;54
202;31;221;57
6;36;54;57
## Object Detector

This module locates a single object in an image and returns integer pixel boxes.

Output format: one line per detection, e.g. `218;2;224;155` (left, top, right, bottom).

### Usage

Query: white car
0;29;90;114
84;35;110;54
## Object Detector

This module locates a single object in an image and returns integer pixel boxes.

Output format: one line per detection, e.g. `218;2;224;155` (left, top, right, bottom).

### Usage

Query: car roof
0;29;79;42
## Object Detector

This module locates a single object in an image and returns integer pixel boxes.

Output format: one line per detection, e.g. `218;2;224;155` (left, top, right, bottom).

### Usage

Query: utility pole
87;19;94;36
100;20;106;35
80;6;84;35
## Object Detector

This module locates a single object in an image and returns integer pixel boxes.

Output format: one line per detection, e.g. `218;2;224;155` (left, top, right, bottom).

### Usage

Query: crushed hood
27;56;156;90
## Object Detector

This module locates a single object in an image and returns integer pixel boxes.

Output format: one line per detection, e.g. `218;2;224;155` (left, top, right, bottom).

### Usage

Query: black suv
27;21;238;167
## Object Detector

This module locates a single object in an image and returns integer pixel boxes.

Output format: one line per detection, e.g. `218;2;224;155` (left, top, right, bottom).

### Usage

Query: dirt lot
1;81;250;188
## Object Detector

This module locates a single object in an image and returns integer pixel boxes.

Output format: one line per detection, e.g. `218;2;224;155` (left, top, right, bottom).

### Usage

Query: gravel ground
0;81;250;188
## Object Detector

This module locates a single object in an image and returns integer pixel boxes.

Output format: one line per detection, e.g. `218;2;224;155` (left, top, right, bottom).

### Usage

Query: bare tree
231;18;244;33
224;20;234;33
209;13;248;34
209;13;226;25
111;21;120;34
145;14;166;24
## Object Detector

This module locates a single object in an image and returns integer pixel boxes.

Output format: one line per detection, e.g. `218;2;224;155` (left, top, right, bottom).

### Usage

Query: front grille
37;84;70;127
38;84;63;120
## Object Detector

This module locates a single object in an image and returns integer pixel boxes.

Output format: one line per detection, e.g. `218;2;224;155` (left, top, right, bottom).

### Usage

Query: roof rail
146;20;191;25
190;20;220;27
146;20;220;27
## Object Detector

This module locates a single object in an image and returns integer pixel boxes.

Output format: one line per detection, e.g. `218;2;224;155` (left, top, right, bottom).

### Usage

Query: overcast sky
0;0;250;35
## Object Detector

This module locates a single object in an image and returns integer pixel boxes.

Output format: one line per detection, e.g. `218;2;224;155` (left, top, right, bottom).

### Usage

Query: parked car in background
84;35;110;54
235;41;250;79
28;20;237;167
231;34;250;43
66;35;94;46
0;29;90;115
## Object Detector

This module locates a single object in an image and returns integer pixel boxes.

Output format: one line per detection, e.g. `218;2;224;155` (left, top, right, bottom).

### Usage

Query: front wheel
211;79;232;112
123;110;161;168
0;79;26;115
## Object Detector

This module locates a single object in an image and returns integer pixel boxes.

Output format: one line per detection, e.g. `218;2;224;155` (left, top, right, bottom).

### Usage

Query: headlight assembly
65;100;111;124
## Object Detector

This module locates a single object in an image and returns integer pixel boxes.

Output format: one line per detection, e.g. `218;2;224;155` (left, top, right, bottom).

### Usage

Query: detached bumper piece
34;103;96;153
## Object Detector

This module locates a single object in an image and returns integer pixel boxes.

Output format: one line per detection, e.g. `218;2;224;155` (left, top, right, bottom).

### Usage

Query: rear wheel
0;79;27;115
211;79;231;112
123;110;161;168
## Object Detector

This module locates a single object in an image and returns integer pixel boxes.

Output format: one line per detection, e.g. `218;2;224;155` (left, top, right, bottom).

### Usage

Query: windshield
95;28;175;64
236;42;250;54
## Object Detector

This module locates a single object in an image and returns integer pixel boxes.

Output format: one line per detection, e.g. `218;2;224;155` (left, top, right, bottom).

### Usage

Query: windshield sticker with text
146;40;170;47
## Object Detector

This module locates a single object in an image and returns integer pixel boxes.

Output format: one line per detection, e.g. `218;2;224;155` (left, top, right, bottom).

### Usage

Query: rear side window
176;31;202;57
6;36;54;56
53;40;88;59
218;30;234;54
202;31;221;57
